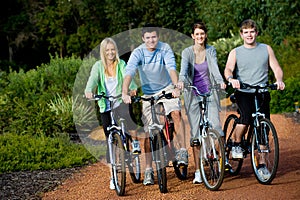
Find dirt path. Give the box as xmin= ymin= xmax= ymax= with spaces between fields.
xmin=43 ymin=114 xmax=300 ymax=200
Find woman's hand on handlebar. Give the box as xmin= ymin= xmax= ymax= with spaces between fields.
xmin=85 ymin=92 xmax=94 ymax=99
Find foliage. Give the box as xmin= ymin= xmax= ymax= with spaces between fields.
xmin=0 ymin=132 xmax=97 ymax=173
xmin=270 ymin=75 xmax=300 ymax=113
xmin=1 ymin=0 xmax=299 ymax=70
xmin=0 ymin=56 xmax=82 ymax=135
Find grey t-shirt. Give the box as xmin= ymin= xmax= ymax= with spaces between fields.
xmin=235 ymin=42 xmax=269 ymax=93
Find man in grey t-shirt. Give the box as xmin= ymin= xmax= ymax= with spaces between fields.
xmin=122 ymin=24 xmax=187 ymax=185
xmin=224 ymin=19 xmax=285 ymax=179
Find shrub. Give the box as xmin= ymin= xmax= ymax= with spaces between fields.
xmin=0 ymin=133 xmax=97 ymax=173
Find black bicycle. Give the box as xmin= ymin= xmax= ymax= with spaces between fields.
xmin=223 ymin=83 xmax=279 ymax=184
xmin=90 ymin=93 xmax=141 ymax=196
xmin=133 ymin=91 xmax=187 ymax=193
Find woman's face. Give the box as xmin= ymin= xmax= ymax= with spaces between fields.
xmin=192 ymin=28 xmax=207 ymax=46
xmin=105 ymin=43 xmax=116 ymax=62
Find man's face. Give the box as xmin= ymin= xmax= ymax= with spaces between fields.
xmin=142 ymin=31 xmax=159 ymax=52
xmin=240 ymin=28 xmax=258 ymax=45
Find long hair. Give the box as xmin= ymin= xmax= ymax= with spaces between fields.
xmin=99 ymin=38 xmax=120 ymax=76
xmin=192 ymin=21 xmax=208 ymax=47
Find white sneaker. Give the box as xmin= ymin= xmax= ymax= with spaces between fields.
xmin=110 ymin=178 xmax=115 ymax=190
xmin=132 ymin=140 xmax=141 ymax=154
xmin=193 ymin=171 xmax=202 ymax=184
xmin=258 ymin=166 xmax=271 ymax=180
xmin=231 ymin=146 xmax=243 ymax=159
xmin=143 ymin=169 xmax=154 ymax=185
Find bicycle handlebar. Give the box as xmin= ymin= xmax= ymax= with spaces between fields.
xmin=239 ymin=82 xmax=277 ymax=90
xmin=184 ymin=84 xmax=212 ymax=97
xmin=131 ymin=91 xmax=173 ymax=103
xmin=88 ymin=92 xmax=122 ymax=102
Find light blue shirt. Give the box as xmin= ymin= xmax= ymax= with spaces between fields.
xmin=125 ymin=41 xmax=176 ymax=95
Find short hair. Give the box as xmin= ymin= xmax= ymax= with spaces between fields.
xmin=142 ymin=23 xmax=160 ymax=37
xmin=240 ymin=19 xmax=258 ymax=33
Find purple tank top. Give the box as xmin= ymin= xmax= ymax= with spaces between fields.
xmin=192 ymin=61 xmax=211 ymax=95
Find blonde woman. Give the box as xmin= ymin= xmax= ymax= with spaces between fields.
xmin=85 ymin=38 xmax=139 ymax=189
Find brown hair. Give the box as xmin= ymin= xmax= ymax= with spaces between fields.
xmin=192 ymin=22 xmax=208 ymax=46
xmin=239 ymin=19 xmax=258 ymax=33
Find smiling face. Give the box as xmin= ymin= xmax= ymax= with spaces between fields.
xmin=142 ymin=31 xmax=159 ymax=52
xmin=105 ymin=42 xmax=116 ymax=62
xmin=192 ymin=28 xmax=207 ymax=46
xmin=240 ymin=28 xmax=258 ymax=46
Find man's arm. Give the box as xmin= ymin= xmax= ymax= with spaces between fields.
xmin=224 ymin=49 xmax=240 ymax=89
xmin=267 ymin=45 xmax=285 ymax=90
xmin=122 ymin=75 xmax=133 ymax=104
xmin=168 ymin=69 xmax=181 ymax=97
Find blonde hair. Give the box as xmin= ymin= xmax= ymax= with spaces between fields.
xmin=100 ymin=38 xmax=120 ymax=76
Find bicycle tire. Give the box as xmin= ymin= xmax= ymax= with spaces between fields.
xmin=223 ymin=114 xmax=243 ymax=175
xmin=126 ymin=136 xmax=141 ymax=183
xmin=251 ymin=118 xmax=279 ymax=184
xmin=111 ymin=131 xmax=126 ymax=196
xmin=154 ymin=130 xmax=168 ymax=193
xmin=199 ymin=128 xmax=225 ymax=191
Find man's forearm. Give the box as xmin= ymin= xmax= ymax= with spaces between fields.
xmin=122 ymin=75 xmax=132 ymax=95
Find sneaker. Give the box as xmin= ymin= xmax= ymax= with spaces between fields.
xmin=193 ymin=171 xmax=203 ymax=184
xmin=225 ymin=158 xmax=232 ymax=171
xmin=175 ymin=148 xmax=188 ymax=165
xmin=231 ymin=146 xmax=243 ymax=159
xmin=110 ymin=178 xmax=115 ymax=190
xmin=258 ymin=165 xmax=271 ymax=180
xmin=190 ymin=138 xmax=200 ymax=147
xmin=143 ymin=169 xmax=154 ymax=185
xmin=132 ymin=140 xmax=141 ymax=154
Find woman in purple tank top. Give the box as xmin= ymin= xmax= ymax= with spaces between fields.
xmin=178 ymin=21 xmax=226 ymax=184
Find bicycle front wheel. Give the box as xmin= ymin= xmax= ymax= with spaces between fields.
xmin=200 ymin=128 xmax=225 ymax=191
xmin=223 ymin=114 xmax=243 ymax=175
xmin=126 ymin=136 xmax=141 ymax=183
xmin=154 ymin=130 xmax=168 ymax=193
xmin=251 ymin=118 xmax=279 ymax=184
xmin=111 ymin=131 xmax=126 ymax=196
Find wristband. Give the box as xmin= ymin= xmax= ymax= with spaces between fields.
xmin=227 ymin=76 xmax=233 ymax=81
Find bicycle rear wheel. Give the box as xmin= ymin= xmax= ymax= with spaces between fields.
xmin=154 ymin=130 xmax=168 ymax=193
xmin=223 ymin=114 xmax=243 ymax=175
xmin=251 ymin=118 xmax=279 ymax=184
xmin=200 ymin=128 xmax=225 ymax=191
xmin=126 ymin=136 xmax=141 ymax=183
xmin=111 ymin=132 xmax=126 ymax=196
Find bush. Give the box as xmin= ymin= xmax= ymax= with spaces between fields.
xmin=0 ymin=133 xmax=97 ymax=173
xmin=270 ymin=75 xmax=300 ymax=113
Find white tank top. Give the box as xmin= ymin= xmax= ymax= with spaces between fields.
xmin=105 ymin=76 xmax=120 ymax=111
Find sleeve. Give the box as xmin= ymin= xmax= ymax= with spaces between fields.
xmin=125 ymin=49 xmax=140 ymax=78
xmin=85 ymin=62 xmax=100 ymax=93
xmin=163 ymin=43 xmax=177 ymax=71
xmin=179 ymin=48 xmax=190 ymax=83
xmin=208 ymin=47 xmax=224 ymax=84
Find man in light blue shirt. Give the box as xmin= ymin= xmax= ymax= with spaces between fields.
xmin=122 ymin=24 xmax=187 ymax=185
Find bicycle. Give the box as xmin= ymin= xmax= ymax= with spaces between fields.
xmin=223 ymin=82 xmax=279 ymax=184
xmin=89 ymin=92 xmax=141 ymax=196
xmin=132 ymin=91 xmax=188 ymax=193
